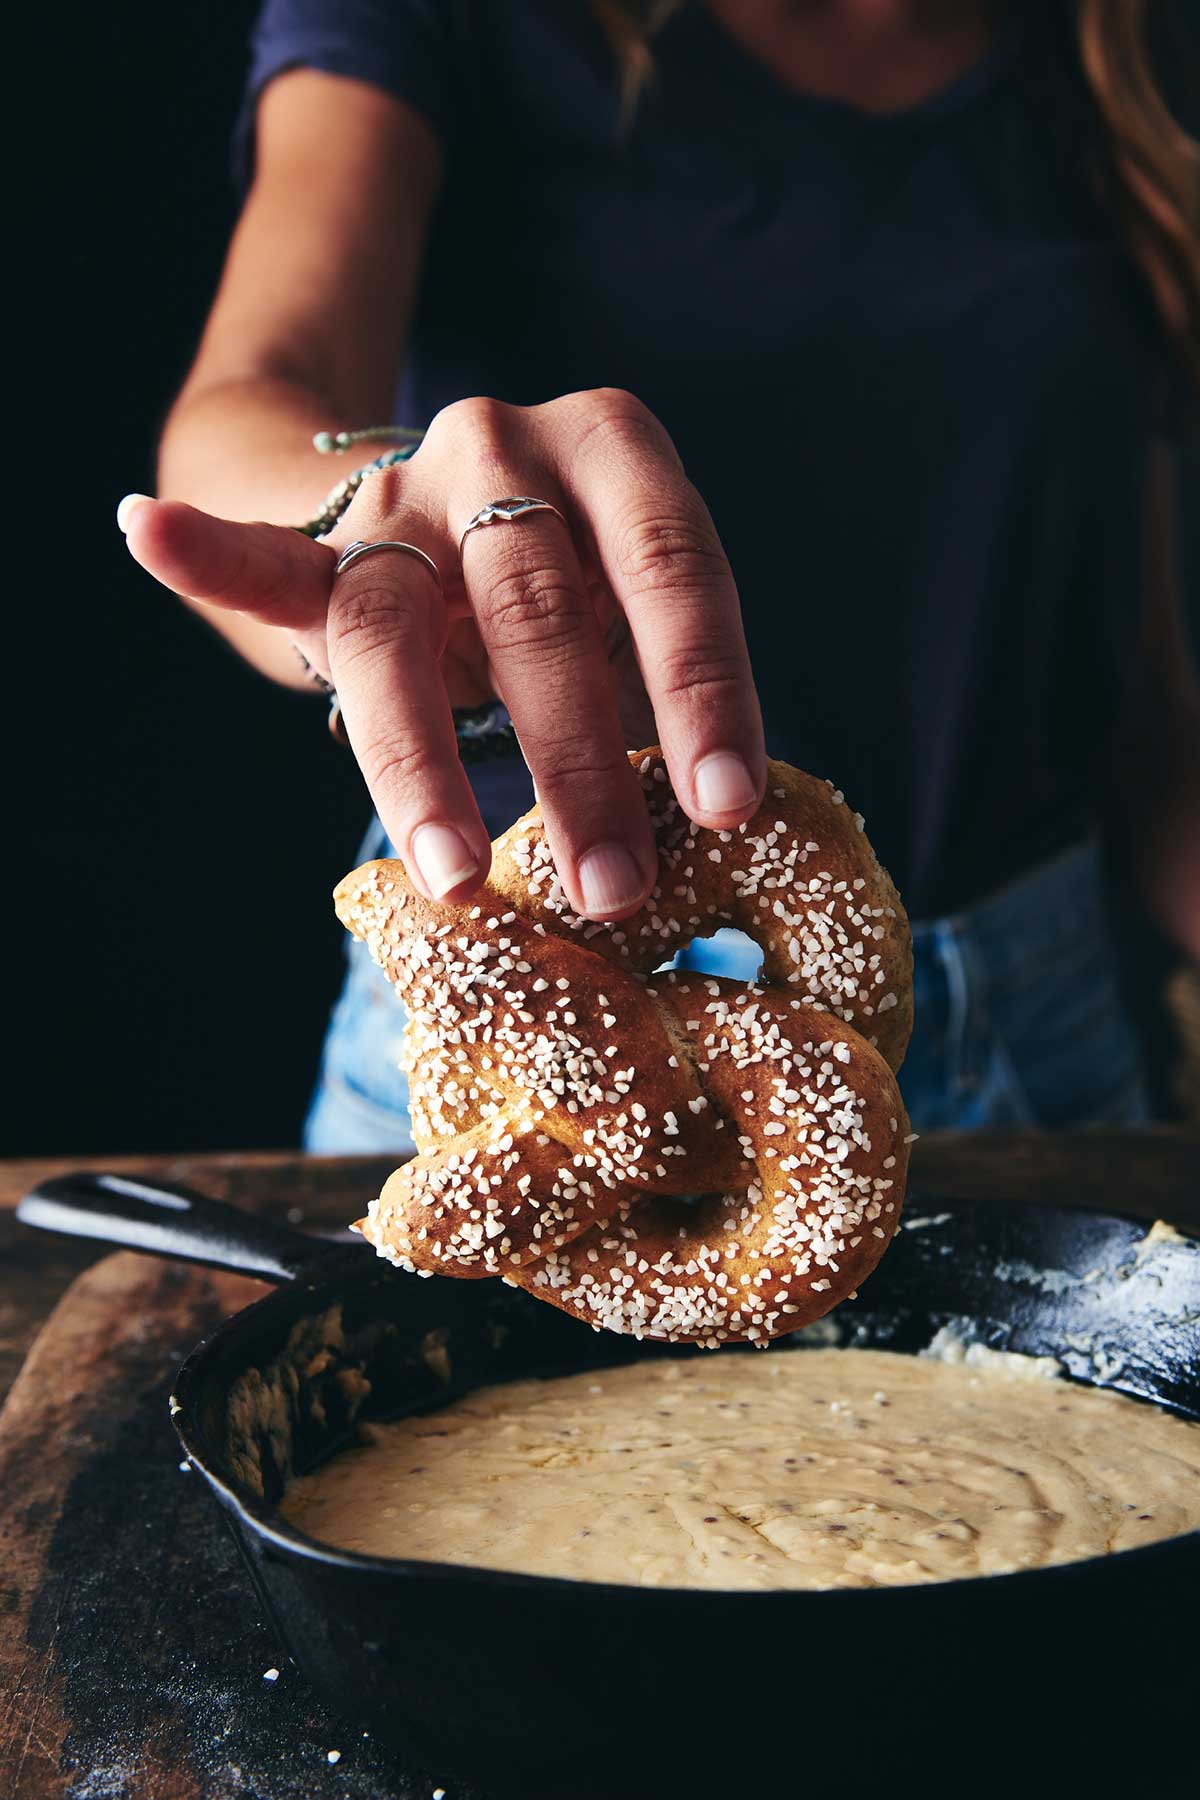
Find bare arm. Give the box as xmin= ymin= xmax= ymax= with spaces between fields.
xmin=154 ymin=69 xmax=443 ymax=686
xmin=1119 ymin=437 xmax=1200 ymax=959
xmin=123 ymin=68 xmax=767 ymax=920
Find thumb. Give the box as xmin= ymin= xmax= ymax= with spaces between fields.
xmin=119 ymin=496 xmax=336 ymax=632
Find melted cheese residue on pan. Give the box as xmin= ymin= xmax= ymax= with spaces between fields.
xmin=280 ymin=1346 xmax=1200 ymax=1589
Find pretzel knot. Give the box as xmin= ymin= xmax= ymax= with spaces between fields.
xmin=335 ymin=749 xmax=914 ymax=1347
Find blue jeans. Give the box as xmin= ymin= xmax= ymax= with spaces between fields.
xmin=304 ymin=829 xmax=1148 ymax=1152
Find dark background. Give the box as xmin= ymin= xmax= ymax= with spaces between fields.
xmin=19 ymin=3 xmax=369 ymax=1155
xmin=14 ymin=5 xmax=1197 ymax=1156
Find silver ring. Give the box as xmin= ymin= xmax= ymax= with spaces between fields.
xmin=458 ymin=497 xmax=568 ymax=556
xmin=334 ymin=539 xmax=442 ymax=584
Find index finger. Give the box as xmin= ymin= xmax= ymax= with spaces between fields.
xmin=561 ymin=394 xmax=766 ymax=828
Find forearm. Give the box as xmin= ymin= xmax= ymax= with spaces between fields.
xmin=157 ymin=374 xmax=387 ymax=686
xmin=138 ymin=70 xmax=442 ymax=686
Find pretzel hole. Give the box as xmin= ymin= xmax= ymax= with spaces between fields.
xmin=652 ymin=1190 xmax=748 ymax=1240
xmin=664 ymin=926 xmax=763 ymax=983
xmin=658 ymin=928 xmax=762 ymax=1212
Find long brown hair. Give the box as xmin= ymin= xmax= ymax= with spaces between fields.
xmin=593 ymin=1 xmax=1200 ymax=386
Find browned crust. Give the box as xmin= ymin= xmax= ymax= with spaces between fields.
xmin=486 ymin=750 xmax=912 ymax=1072
xmin=334 ymin=749 xmax=914 ymax=1344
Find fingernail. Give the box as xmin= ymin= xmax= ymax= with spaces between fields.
xmin=412 ymin=823 xmax=478 ymax=899
xmin=117 ymin=493 xmax=153 ymax=534
xmin=578 ymin=841 xmax=644 ymax=916
xmin=693 ymin=750 xmax=758 ymax=816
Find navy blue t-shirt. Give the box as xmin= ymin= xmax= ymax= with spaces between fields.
xmin=236 ymin=0 xmax=1173 ymax=919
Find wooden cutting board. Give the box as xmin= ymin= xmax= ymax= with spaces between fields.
xmin=0 ymin=1250 xmax=483 ymax=1800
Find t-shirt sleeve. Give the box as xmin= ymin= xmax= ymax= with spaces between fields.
xmin=233 ymin=0 xmax=461 ymax=189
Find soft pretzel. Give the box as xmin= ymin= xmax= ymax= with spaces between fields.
xmin=334 ymin=749 xmax=914 ymax=1347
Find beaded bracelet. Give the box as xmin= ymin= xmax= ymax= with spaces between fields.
xmin=452 ymin=699 xmax=519 ymax=763
xmin=299 ymin=425 xmax=520 ymax=763
xmin=294 ymin=424 xmax=425 ymax=540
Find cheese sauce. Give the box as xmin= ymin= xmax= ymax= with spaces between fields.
xmin=281 ymin=1347 xmax=1200 ymax=1588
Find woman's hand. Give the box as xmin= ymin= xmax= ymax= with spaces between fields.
xmin=122 ymin=388 xmax=766 ymax=920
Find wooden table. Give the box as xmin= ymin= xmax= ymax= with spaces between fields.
xmin=2 ymin=1133 xmax=1197 ymax=1800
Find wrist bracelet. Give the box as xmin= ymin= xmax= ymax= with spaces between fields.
xmin=294 ymin=424 xmax=426 ymax=541
xmin=300 ymin=693 xmax=519 ymax=762
xmin=452 ymin=701 xmax=519 ymax=763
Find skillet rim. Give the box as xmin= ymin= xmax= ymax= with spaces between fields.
xmin=170 ymin=1196 xmax=1200 ymax=1602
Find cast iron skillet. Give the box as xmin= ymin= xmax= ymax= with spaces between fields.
xmin=19 ymin=1173 xmax=1200 ymax=1800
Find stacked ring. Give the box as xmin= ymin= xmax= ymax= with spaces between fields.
xmin=458 ymin=496 xmax=568 ymax=556
xmin=295 ymin=540 xmax=445 ymax=743
xmin=334 ymin=539 xmax=442 ymax=583
xmin=303 ymin=517 xmax=566 ymax=754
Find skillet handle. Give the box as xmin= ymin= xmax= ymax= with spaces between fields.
xmin=17 ymin=1171 xmax=340 ymax=1284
